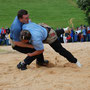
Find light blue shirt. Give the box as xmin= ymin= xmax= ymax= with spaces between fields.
xmin=10 ymin=16 xmax=31 ymax=41
xmin=22 ymin=22 xmax=48 ymax=50
xmin=10 ymin=16 xmax=23 ymax=41
xmin=82 ymin=29 xmax=86 ymax=35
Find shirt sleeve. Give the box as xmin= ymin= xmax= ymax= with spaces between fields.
xmin=10 ymin=26 xmax=21 ymax=42
xmin=32 ymin=40 xmax=44 ymax=50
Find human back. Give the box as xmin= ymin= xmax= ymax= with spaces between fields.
xmin=22 ymin=22 xmax=48 ymax=41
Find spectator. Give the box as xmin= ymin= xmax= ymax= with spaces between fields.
xmin=1 ymin=27 xmax=6 ymax=42
xmin=82 ymin=27 xmax=87 ymax=41
xmin=5 ymin=28 xmax=10 ymax=34
xmin=87 ymin=26 xmax=90 ymax=41
xmin=5 ymin=33 xmax=10 ymax=45
xmin=76 ymin=27 xmax=82 ymax=42
xmin=0 ymin=34 xmax=2 ymax=45
xmin=81 ymin=34 xmax=84 ymax=42
xmin=79 ymin=24 xmax=83 ymax=30
xmin=59 ymin=34 xmax=64 ymax=43
xmin=1 ymin=27 xmax=6 ymax=35
xmin=55 ymin=28 xmax=64 ymax=43
xmin=65 ymin=32 xmax=69 ymax=37
xmin=63 ymin=34 xmax=67 ymax=43
xmin=74 ymin=32 xmax=78 ymax=42
xmin=0 ymin=33 xmax=5 ymax=45
xmin=70 ymin=28 xmax=74 ymax=42
xmin=0 ymin=28 xmax=1 ymax=34
xmin=66 ymin=35 xmax=72 ymax=43
xmin=75 ymin=27 xmax=81 ymax=34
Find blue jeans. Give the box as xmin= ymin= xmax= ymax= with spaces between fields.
xmin=81 ymin=38 xmax=84 ymax=42
xmin=0 ymin=39 xmax=2 ymax=45
xmin=87 ymin=34 xmax=90 ymax=41
xmin=71 ymin=37 xmax=74 ymax=42
xmin=0 ymin=39 xmax=5 ymax=45
xmin=83 ymin=35 xmax=87 ymax=41
xmin=6 ymin=39 xmax=9 ymax=45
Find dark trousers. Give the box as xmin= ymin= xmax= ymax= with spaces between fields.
xmin=55 ymin=29 xmax=64 ymax=37
xmin=13 ymin=46 xmax=44 ymax=65
xmin=12 ymin=29 xmax=77 ymax=65
xmin=50 ymin=39 xmax=77 ymax=63
xmin=83 ymin=35 xmax=87 ymax=41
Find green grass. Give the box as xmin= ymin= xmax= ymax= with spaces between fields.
xmin=0 ymin=0 xmax=88 ymax=29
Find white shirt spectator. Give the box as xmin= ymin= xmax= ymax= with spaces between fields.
xmin=76 ymin=29 xmax=81 ymax=34
xmin=5 ymin=34 xmax=9 ymax=39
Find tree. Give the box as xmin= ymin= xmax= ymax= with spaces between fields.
xmin=77 ymin=0 xmax=90 ymax=25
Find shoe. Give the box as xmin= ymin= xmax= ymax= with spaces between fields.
xmin=36 ymin=60 xmax=49 ymax=66
xmin=17 ymin=62 xmax=27 ymax=70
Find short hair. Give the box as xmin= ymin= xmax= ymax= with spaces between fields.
xmin=20 ymin=30 xmax=31 ymax=40
xmin=17 ymin=9 xmax=28 ymax=19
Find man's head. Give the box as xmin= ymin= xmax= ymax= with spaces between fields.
xmin=20 ymin=30 xmax=31 ymax=43
xmin=17 ymin=9 xmax=29 ymax=24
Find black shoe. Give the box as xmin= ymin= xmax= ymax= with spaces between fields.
xmin=36 ymin=60 xmax=49 ymax=66
xmin=17 ymin=62 xmax=27 ymax=70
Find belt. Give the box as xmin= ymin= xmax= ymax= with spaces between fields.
xmin=45 ymin=27 xmax=51 ymax=33
xmin=43 ymin=27 xmax=51 ymax=43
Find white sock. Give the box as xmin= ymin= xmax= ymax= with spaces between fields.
xmin=76 ymin=61 xmax=82 ymax=67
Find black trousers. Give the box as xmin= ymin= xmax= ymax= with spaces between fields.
xmin=12 ymin=29 xmax=77 ymax=65
xmin=13 ymin=46 xmax=44 ymax=65
xmin=50 ymin=39 xmax=77 ymax=63
xmin=55 ymin=29 xmax=64 ymax=37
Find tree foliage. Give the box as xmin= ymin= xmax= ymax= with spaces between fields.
xmin=77 ymin=0 xmax=90 ymax=24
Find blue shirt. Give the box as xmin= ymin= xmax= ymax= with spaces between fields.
xmin=74 ymin=34 xmax=78 ymax=42
xmin=82 ymin=29 xmax=86 ymax=35
xmin=10 ymin=16 xmax=23 ymax=41
xmin=70 ymin=30 xmax=74 ymax=37
xmin=22 ymin=22 xmax=48 ymax=50
xmin=0 ymin=29 xmax=1 ymax=34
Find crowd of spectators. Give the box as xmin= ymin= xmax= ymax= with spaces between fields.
xmin=57 ymin=25 xmax=90 ymax=43
xmin=0 ymin=27 xmax=10 ymax=45
xmin=0 ymin=25 xmax=90 ymax=46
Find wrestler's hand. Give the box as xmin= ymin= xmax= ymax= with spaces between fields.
xmin=27 ymin=50 xmax=44 ymax=57
xmin=27 ymin=53 xmax=32 ymax=57
xmin=27 ymin=45 xmax=34 ymax=49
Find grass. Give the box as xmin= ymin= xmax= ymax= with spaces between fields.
xmin=0 ymin=0 xmax=88 ymax=29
